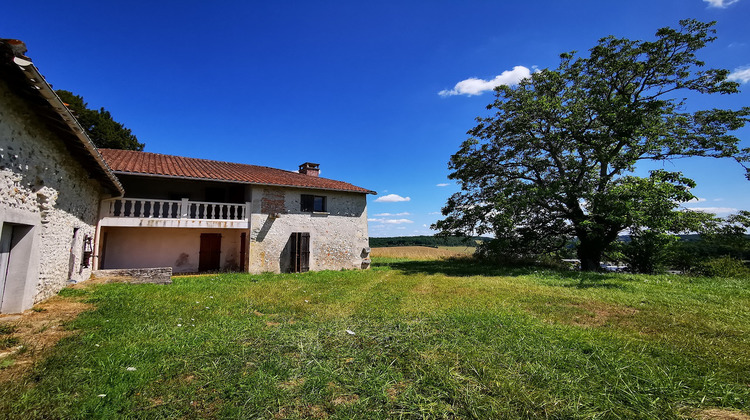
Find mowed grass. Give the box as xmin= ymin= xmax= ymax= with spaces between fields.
xmin=0 ymin=258 xmax=748 ymax=419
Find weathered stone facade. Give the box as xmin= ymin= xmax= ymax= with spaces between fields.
xmin=0 ymin=79 xmax=105 ymax=312
xmin=248 ymin=187 xmax=370 ymax=273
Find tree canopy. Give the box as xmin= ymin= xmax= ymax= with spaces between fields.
xmin=56 ymin=90 xmax=145 ymax=151
xmin=433 ymin=19 xmax=749 ymax=271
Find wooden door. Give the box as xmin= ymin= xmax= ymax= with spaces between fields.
xmin=199 ymin=233 xmax=222 ymax=272
xmin=290 ymin=232 xmax=310 ymax=273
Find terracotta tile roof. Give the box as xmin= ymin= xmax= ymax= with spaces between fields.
xmin=99 ymin=149 xmax=376 ymax=195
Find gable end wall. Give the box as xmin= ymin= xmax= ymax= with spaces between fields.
xmin=0 ymin=79 xmax=104 ymax=312
xmin=248 ymin=187 xmax=369 ymax=273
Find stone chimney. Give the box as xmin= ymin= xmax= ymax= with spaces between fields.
xmin=299 ymin=162 xmax=320 ymax=177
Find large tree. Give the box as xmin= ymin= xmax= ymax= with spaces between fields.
xmin=434 ymin=20 xmax=749 ymax=271
xmin=56 ymin=90 xmax=145 ymax=151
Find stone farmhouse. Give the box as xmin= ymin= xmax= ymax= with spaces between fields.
xmin=96 ymin=149 xmax=375 ymax=274
xmin=1 ymin=39 xmax=375 ymax=314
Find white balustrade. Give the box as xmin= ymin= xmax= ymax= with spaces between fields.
xmin=102 ymin=198 xmax=247 ymax=221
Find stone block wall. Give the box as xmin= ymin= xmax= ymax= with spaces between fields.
xmin=247 ymin=187 xmax=370 ymax=273
xmin=0 ymin=80 xmax=105 ymax=312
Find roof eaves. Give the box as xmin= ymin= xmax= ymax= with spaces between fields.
xmin=0 ymin=39 xmax=125 ymax=196
xmin=111 ymin=170 xmax=377 ymax=195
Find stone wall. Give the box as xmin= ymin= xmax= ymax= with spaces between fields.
xmin=247 ymin=187 xmax=370 ymax=273
xmin=0 ymin=79 xmax=105 ymax=312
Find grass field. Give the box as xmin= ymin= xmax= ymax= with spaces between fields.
xmin=370 ymin=246 xmax=475 ymax=259
xmin=0 ymin=257 xmax=748 ymax=419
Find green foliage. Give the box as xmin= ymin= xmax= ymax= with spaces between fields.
xmin=0 ymin=324 xmax=17 ymax=335
xmin=0 ymin=336 xmax=19 ymax=350
xmin=695 ymin=256 xmax=750 ymax=278
xmin=611 ymin=232 xmax=680 ymax=274
xmin=434 ymin=19 xmax=749 ymax=271
xmin=56 ymin=90 xmax=145 ymax=151
xmin=667 ymin=212 xmax=750 ymax=272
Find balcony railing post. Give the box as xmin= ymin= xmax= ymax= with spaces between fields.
xmin=181 ymin=198 xmax=189 ymax=219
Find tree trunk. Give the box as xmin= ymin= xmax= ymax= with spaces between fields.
xmin=577 ymin=240 xmax=603 ymax=272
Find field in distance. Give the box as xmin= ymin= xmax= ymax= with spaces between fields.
xmin=370 ymin=245 xmax=475 ymax=259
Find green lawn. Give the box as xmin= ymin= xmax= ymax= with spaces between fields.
xmin=1 ymin=258 xmax=748 ymax=419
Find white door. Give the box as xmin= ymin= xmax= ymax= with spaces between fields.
xmin=0 ymin=224 xmax=14 ymax=309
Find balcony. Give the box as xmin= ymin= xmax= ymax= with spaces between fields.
xmin=98 ymin=197 xmax=251 ymax=229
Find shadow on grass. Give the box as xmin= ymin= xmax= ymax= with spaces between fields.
xmin=374 ymin=258 xmax=537 ymax=278
xmin=374 ymin=258 xmax=628 ymax=289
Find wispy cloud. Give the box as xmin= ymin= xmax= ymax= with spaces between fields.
xmin=439 ymin=66 xmax=533 ymax=97
xmin=375 ymin=194 xmax=411 ymax=203
xmin=373 ymin=212 xmax=411 ymax=217
xmin=436 ymin=183 xmax=451 ymax=187
xmin=685 ymin=206 xmax=739 ymax=216
xmin=368 ymin=218 xmax=414 ymax=224
xmin=728 ymin=66 xmax=750 ymax=83
xmin=703 ymin=0 xmax=740 ymax=7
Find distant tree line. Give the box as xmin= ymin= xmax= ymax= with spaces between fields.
xmin=556 ymin=212 xmax=750 ymax=276
xmin=369 ymin=236 xmax=488 ymax=248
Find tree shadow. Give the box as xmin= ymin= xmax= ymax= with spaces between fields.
xmin=373 ymin=258 xmax=628 ymax=290
xmin=373 ymin=258 xmax=537 ymax=278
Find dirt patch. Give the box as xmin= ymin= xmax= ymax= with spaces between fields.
xmin=385 ymin=381 xmax=408 ymax=401
xmin=275 ymin=401 xmax=328 ymax=419
xmin=0 ymin=290 xmax=94 ymax=382
xmin=278 ymin=377 xmax=305 ymax=390
xmin=692 ymin=408 xmax=750 ymax=420
xmin=536 ymin=301 xmax=639 ymax=328
xmin=569 ymin=302 xmax=639 ymax=327
xmin=331 ymin=394 xmax=359 ymax=405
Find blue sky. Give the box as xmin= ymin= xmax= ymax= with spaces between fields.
xmin=4 ymin=0 xmax=749 ymax=237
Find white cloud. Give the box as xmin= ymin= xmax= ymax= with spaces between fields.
xmin=685 ymin=206 xmax=739 ymax=215
xmin=429 ymin=211 xmax=441 ymax=215
xmin=728 ymin=66 xmax=750 ymax=83
xmin=436 ymin=183 xmax=450 ymax=187
xmin=703 ymin=0 xmax=740 ymax=7
xmin=688 ymin=197 xmax=707 ymax=203
xmin=375 ymin=194 xmax=411 ymax=203
xmin=368 ymin=218 xmax=414 ymax=224
xmin=439 ymin=66 xmax=533 ymax=97
xmin=373 ymin=212 xmax=410 ymax=216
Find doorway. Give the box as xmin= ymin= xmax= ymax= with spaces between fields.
xmin=0 ymin=222 xmax=34 ymax=313
xmin=199 ymin=233 xmax=222 ymax=272
xmin=290 ymin=232 xmax=310 ymax=273
xmin=0 ymin=224 xmax=14 ymax=309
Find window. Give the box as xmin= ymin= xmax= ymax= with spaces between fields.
xmin=301 ymin=194 xmax=326 ymax=213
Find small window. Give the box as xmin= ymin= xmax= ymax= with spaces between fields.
xmin=301 ymin=194 xmax=326 ymax=212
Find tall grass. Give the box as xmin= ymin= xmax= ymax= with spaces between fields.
xmin=0 ymin=259 xmax=747 ymax=418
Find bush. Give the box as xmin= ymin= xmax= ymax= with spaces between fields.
xmin=695 ymin=256 xmax=750 ymax=278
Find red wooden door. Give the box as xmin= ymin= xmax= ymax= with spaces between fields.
xmin=199 ymin=233 xmax=222 ymax=271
